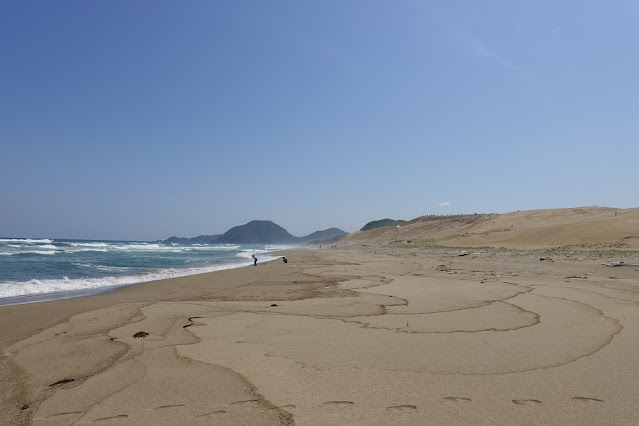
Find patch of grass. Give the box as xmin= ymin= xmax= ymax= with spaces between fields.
xmin=382 ymin=242 xmax=639 ymax=260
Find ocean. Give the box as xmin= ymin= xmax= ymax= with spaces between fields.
xmin=0 ymin=238 xmax=295 ymax=305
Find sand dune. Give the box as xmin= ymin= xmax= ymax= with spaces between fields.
xmin=2 ymin=207 xmax=639 ymax=425
xmin=340 ymin=207 xmax=639 ymax=249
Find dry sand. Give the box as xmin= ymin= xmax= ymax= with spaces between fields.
xmin=340 ymin=206 xmax=639 ymax=249
xmin=2 ymin=210 xmax=639 ymax=425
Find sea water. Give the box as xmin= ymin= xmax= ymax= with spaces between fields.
xmin=0 ymin=238 xmax=294 ymax=305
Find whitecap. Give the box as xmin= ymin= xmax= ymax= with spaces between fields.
xmin=0 ymin=238 xmax=53 ymax=244
xmin=0 ymin=243 xmax=287 ymax=301
xmin=235 ymin=250 xmax=258 ymax=259
xmin=0 ymin=260 xmax=261 ymax=300
xmin=62 ymin=248 xmax=109 ymax=253
xmin=113 ymin=243 xmax=163 ymax=250
xmin=1 ymin=250 xmax=57 ymax=256
xmin=69 ymin=242 xmax=109 ymax=248
xmin=73 ymin=263 xmax=130 ymax=272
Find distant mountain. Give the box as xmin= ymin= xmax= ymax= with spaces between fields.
xmin=361 ymin=219 xmax=406 ymax=231
xmin=164 ymin=236 xmax=194 ymax=244
xmin=216 ymin=220 xmax=299 ymax=244
xmin=299 ymin=228 xmax=348 ymax=243
xmin=161 ymin=221 xmax=349 ymax=245
xmin=164 ymin=235 xmax=221 ymax=244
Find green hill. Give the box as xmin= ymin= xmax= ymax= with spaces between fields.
xmin=360 ymin=218 xmax=406 ymax=231
xmin=299 ymin=228 xmax=348 ymax=243
xmin=162 ymin=222 xmax=348 ymax=245
xmin=164 ymin=235 xmax=221 ymax=244
xmin=216 ymin=220 xmax=299 ymax=244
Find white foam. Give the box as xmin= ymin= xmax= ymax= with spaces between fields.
xmin=112 ymin=244 xmax=189 ymax=252
xmin=0 ymin=238 xmax=53 ymax=244
xmin=69 ymin=242 xmax=109 ymax=248
xmin=205 ymin=245 xmax=241 ymax=251
xmin=73 ymin=263 xmax=131 ymax=272
xmin=0 ymin=242 xmax=295 ymax=301
xmin=106 ymin=243 xmax=240 ymax=253
xmin=0 ymin=261 xmax=252 ymax=299
xmin=235 ymin=245 xmax=296 ymax=259
xmin=62 ymin=248 xmax=109 ymax=253
xmin=236 ymin=250 xmax=258 ymax=259
xmin=0 ymin=250 xmax=57 ymax=256
xmin=113 ymin=243 xmax=160 ymax=250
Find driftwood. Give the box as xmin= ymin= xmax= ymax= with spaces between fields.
xmin=601 ymin=262 xmax=639 ymax=267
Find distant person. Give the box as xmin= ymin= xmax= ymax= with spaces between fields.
xmin=253 ymin=255 xmax=257 ymax=266
xmin=282 ymin=256 xmax=288 ymax=263
xmin=615 ymin=211 xmax=618 ymax=216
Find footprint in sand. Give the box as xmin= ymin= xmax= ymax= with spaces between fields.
xmin=323 ymin=401 xmax=354 ymax=407
xmin=195 ymin=410 xmax=226 ymax=418
xmin=154 ymin=404 xmax=186 ymax=410
xmin=572 ymin=397 xmax=604 ymax=403
xmin=512 ymin=399 xmax=542 ymax=405
xmin=49 ymin=378 xmax=74 ymax=387
xmin=93 ymin=414 xmax=128 ymax=422
xmin=442 ymin=397 xmax=471 ymax=403
xmin=231 ymin=399 xmax=260 ymax=405
xmin=386 ymin=405 xmax=417 ymax=411
xmin=50 ymin=411 xmax=82 ymax=417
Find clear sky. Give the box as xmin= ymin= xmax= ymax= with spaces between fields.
xmin=2 ymin=1 xmax=638 ymax=240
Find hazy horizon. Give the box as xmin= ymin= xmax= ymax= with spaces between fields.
xmin=3 ymin=1 xmax=638 ymax=240
xmin=1 ymin=206 xmax=633 ymax=242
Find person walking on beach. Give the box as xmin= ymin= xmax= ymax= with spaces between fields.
xmin=253 ymin=255 xmax=257 ymax=266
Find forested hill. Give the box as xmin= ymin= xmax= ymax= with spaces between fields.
xmin=360 ymin=219 xmax=406 ymax=231
xmin=216 ymin=220 xmax=299 ymax=244
xmin=162 ymin=221 xmax=348 ymax=245
xmin=299 ymin=228 xmax=348 ymax=243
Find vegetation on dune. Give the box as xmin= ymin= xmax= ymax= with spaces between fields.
xmin=361 ymin=219 xmax=406 ymax=231
xmin=383 ymin=242 xmax=639 ymax=260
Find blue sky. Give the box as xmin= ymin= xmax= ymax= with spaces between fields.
xmin=2 ymin=1 xmax=638 ymax=240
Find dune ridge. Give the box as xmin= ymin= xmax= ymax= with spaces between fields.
xmin=340 ymin=207 xmax=639 ymax=249
xmin=1 ymin=206 xmax=638 ymax=425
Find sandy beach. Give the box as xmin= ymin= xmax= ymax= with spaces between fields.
xmin=2 ymin=235 xmax=639 ymax=425
xmin=4 ymin=0 xmax=639 ymax=422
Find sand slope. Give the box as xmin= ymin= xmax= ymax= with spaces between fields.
xmin=340 ymin=207 xmax=639 ymax=249
xmin=2 ymin=207 xmax=639 ymax=425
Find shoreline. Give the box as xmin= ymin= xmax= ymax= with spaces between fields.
xmin=0 ymin=249 xmax=291 ymax=307
xmin=0 ymin=248 xmax=307 ymax=425
xmin=2 ymin=246 xmax=638 ymax=425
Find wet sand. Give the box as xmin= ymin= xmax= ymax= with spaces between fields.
xmin=2 ymin=246 xmax=639 ymax=425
